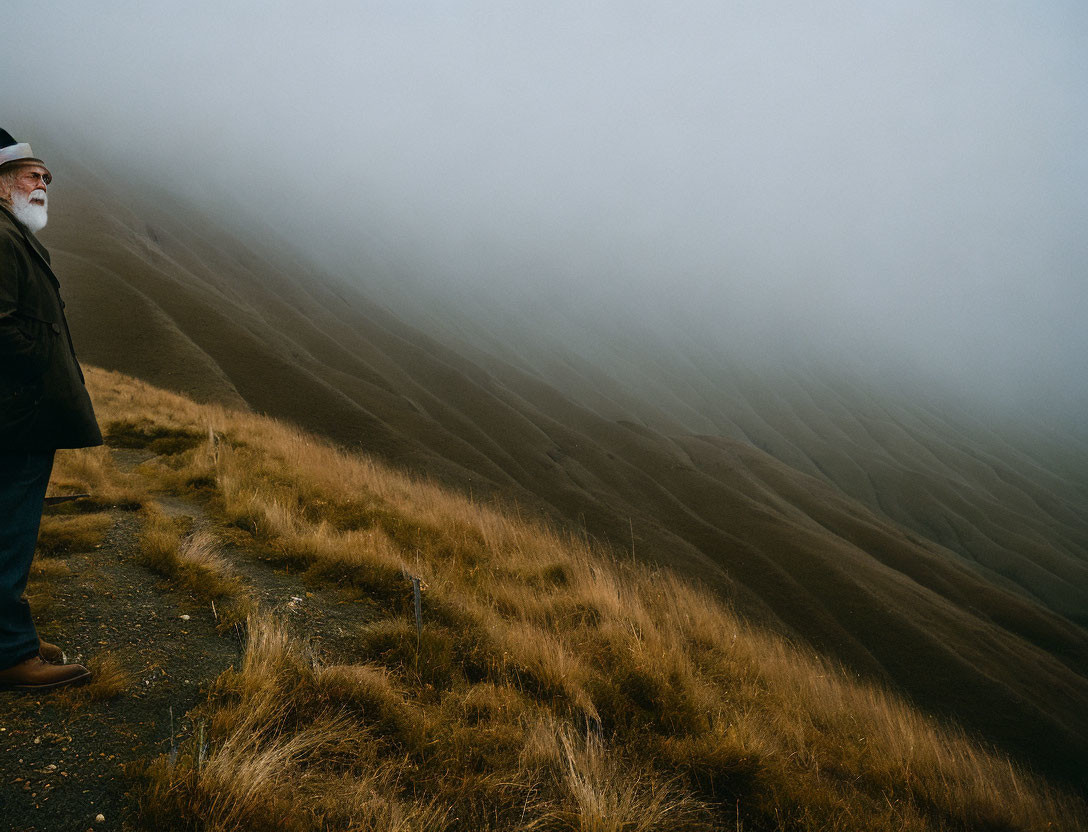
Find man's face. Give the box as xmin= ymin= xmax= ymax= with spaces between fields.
xmin=3 ymin=162 xmax=51 ymax=232
xmin=6 ymin=163 xmax=51 ymax=205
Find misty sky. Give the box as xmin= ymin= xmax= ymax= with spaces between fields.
xmin=4 ymin=1 xmax=1087 ymax=419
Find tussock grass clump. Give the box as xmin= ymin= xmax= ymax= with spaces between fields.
xmin=61 ymin=652 xmax=133 ymax=703
xmin=137 ymin=505 xmax=251 ymax=626
xmin=137 ymin=614 xmax=447 ymax=832
xmin=29 ymin=556 xmax=72 ymax=579
xmin=105 ymin=417 xmax=205 ymax=454
xmin=82 ymin=367 xmax=1088 ymax=832
xmin=36 ymin=513 xmax=113 ymax=555
xmin=23 ymin=588 xmax=59 ymax=623
xmin=49 ymin=445 xmax=149 ymax=510
xmin=534 ymin=728 xmax=707 ymax=832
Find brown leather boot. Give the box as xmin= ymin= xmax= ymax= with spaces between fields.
xmin=0 ymin=656 xmax=91 ymax=691
xmin=38 ymin=640 xmax=64 ymax=663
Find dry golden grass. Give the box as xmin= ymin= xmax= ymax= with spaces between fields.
xmin=80 ymin=367 xmax=1087 ymax=832
xmin=49 ymin=444 xmax=149 ymax=511
xmin=137 ymin=615 xmax=449 ymax=832
xmin=529 ymin=727 xmax=706 ymax=832
xmin=137 ymin=504 xmax=251 ymax=626
xmin=60 ymin=652 xmax=134 ymax=703
xmin=29 ymin=556 xmax=72 ymax=579
xmin=35 ymin=512 xmax=113 ymax=556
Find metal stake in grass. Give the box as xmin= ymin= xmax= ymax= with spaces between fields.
xmin=168 ymin=705 xmax=177 ymax=766
xmin=403 ymin=559 xmax=424 ymax=673
xmin=411 ymin=575 xmax=423 ymax=649
xmin=197 ymin=720 xmax=207 ymax=771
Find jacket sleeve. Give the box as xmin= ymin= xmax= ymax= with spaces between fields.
xmin=0 ymin=233 xmax=49 ymax=382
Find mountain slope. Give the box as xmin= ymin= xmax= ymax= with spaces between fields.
xmin=21 ymin=366 xmax=1085 ymax=832
xmin=38 ymin=148 xmax=1088 ymax=787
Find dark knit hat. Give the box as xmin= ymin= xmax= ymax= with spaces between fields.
xmin=0 ymin=128 xmax=44 ymax=169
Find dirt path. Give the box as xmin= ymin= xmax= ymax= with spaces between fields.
xmin=0 ymin=447 xmax=378 ymax=832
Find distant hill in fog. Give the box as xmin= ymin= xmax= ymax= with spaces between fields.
xmin=40 ymin=152 xmax=1088 ymax=789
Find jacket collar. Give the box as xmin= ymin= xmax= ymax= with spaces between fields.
xmin=0 ymin=202 xmax=58 ymax=287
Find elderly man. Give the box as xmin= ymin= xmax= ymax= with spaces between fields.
xmin=0 ymin=128 xmax=101 ymax=690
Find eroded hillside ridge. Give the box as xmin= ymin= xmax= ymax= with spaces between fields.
xmin=37 ymin=151 xmax=1088 ymax=787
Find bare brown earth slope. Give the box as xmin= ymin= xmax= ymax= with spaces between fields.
xmin=35 ymin=149 xmax=1088 ymax=789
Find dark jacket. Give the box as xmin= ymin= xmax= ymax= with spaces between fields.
xmin=0 ymin=203 xmax=102 ymax=451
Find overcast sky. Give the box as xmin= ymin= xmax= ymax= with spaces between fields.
xmin=4 ymin=1 xmax=1087 ymax=421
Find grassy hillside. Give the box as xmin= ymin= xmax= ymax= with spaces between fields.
xmin=41 ymin=368 xmax=1085 ymax=831
xmin=38 ymin=152 xmax=1088 ymax=790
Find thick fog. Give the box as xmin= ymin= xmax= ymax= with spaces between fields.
xmin=4 ymin=2 xmax=1087 ymax=425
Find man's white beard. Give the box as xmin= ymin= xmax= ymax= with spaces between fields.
xmin=9 ymin=188 xmax=48 ymax=232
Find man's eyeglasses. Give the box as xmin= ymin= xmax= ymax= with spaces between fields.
xmin=22 ymin=169 xmax=52 ymax=186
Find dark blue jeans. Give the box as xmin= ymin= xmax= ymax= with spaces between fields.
xmin=0 ymin=451 xmax=54 ymax=670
